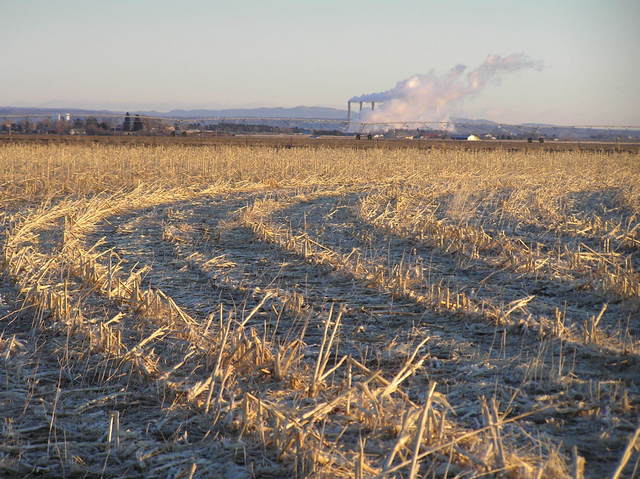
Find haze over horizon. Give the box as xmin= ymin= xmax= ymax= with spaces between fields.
xmin=2 ymin=0 xmax=639 ymax=126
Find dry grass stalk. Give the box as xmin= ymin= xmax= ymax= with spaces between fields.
xmin=242 ymin=194 xmax=635 ymax=359
xmin=610 ymin=426 xmax=640 ymax=479
xmin=4 ymin=142 xmax=636 ymax=477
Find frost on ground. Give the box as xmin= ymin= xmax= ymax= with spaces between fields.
xmin=0 ymin=143 xmax=639 ymax=478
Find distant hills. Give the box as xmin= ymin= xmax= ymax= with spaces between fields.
xmin=0 ymin=106 xmax=122 ymax=117
xmin=0 ymin=106 xmax=348 ymax=120
xmin=138 ymin=106 xmax=348 ymax=120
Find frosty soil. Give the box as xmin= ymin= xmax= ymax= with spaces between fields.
xmin=1 ymin=143 xmax=639 ymax=478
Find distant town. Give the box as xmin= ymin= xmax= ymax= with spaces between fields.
xmin=1 ymin=107 xmax=639 ymax=142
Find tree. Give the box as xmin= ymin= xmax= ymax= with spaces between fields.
xmin=123 ymin=112 xmax=132 ymax=132
xmin=20 ymin=119 xmax=32 ymax=133
xmin=85 ymin=117 xmax=101 ymax=135
xmin=36 ymin=118 xmax=50 ymax=133
xmin=133 ymin=115 xmax=144 ymax=132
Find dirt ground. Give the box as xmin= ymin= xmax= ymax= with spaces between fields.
xmin=1 ymin=143 xmax=638 ymax=478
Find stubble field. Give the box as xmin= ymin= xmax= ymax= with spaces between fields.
xmin=0 ymin=142 xmax=639 ymax=478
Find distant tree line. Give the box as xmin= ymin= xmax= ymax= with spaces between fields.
xmin=1 ymin=117 xmax=114 ymax=135
xmin=1 ymin=113 xmax=162 ymax=135
xmin=203 ymin=122 xmax=307 ymax=134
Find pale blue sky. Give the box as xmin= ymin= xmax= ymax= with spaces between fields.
xmin=1 ymin=0 xmax=638 ymax=125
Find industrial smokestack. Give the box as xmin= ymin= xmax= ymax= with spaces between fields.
xmin=349 ymin=53 xmax=541 ymax=127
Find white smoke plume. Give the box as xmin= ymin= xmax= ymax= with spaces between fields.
xmin=350 ymin=54 xmax=541 ymax=128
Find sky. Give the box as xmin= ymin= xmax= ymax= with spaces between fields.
xmin=1 ymin=0 xmax=639 ymax=126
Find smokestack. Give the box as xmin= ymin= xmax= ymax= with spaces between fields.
xmin=348 ymin=54 xmax=541 ymax=127
xmin=347 ymin=101 xmax=351 ymax=122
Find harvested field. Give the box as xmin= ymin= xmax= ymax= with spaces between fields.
xmin=1 ymin=143 xmax=639 ymax=478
